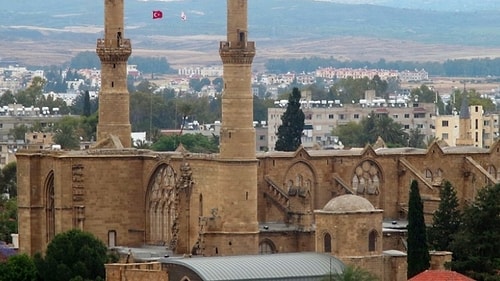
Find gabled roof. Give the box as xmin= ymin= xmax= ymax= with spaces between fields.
xmin=409 ymin=270 xmax=475 ymax=281
xmin=161 ymin=252 xmax=344 ymax=281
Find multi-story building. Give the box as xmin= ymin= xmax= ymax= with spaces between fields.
xmin=268 ymin=99 xmax=437 ymax=151
xmin=0 ymin=104 xmax=62 ymax=137
xmin=434 ymin=104 xmax=500 ymax=148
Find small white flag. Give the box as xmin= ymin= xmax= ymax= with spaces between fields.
xmin=181 ymin=11 xmax=187 ymax=21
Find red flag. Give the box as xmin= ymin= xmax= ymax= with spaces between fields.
xmin=152 ymin=10 xmax=163 ymax=19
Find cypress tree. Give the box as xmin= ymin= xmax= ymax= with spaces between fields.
xmin=83 ymin=90 xmax=91 ymax=117
xmin=275 ymin=87 xmax=305 ymax=151
xmin=407 ymin=179 xmax=430 ymax=279
xmin=428 ymin=180 xmax=461 ymax=251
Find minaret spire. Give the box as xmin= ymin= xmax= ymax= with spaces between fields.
xmin=219 ymin=0 xmax=256 ymax=159
xmin=96 ymin=0 xmax=132 ymax=147
xmin=202 ymin=0 xmax=258 ymax=256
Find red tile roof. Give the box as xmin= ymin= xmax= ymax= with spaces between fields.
xmin=409 ymin=270 xmax=476 ymax=281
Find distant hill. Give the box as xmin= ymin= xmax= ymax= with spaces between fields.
xmin=2 ymin=0 xmax=500 ymax=66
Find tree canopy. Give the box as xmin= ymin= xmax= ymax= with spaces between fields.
xmin=151 ymin=133 xmax=219 ymax=153
xmin=0 ymin=162 xmax=17 ymax=198
xmin=34 ymin=229 xmax=113 ymax=281
xmin=0 ymin=253 xmax=38 ymax=281
xmin=0 ymin=197 xmax=17 ymax=243
xmin=450 ymin=184 xmax=500 ymax=281
xmin=332 ymin=113 xmax=407 ymax=148
xmin=275 ymin=87 xmax=305 ymax=151
xmin=428 ymin=180 xmax=461 ymax=252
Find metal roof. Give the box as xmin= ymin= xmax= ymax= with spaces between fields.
xmin=161 ymin=252 xmax=345 ymax=281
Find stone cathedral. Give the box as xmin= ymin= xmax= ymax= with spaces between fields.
xmin=16 ymin=0 xmax=500 ymax=280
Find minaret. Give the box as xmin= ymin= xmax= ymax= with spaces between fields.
xmin=96 ymin=0 xmax=132 ymax=148
xmin=219 ymin=0 xmax=256 ymax=159
xmin=209 ymin=0 xmax=258 ymax=255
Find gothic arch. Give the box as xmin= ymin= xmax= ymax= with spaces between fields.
xmin=44 ymin=171 xmax=55 ymax=243
xmin=425 ymin=169 xmax=433 ymax=181
xmin=283 ymin=160 xmax=317 ymax=197
xmin=259 ymin=238 xmax=276 ymax=254
xmin=319 ymin=230 xmax=337 ymax=254
xmin=284 ymin=159 xmax=319 ymax=183
xmin=146 ymin=163 xmax=178 ymax=246
xmin=351 ymin=160 xmax=383 ymax=195
xmin=488 ymin=165 xmax=498 ymax=179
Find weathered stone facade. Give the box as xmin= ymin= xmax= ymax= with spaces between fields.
xmin=16 ymin=1 xmax=500 ymax=281
xmin=17 ymin=142 xmax=500 ymax=256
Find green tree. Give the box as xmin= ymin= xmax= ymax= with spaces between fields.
xmin=0 ymin=90 xmax=16 ymax=105
xmin=275 ymin=87 xmax=305 ymax=151
xmin=79 ymin=114 xmax=98 ymax=142
xmin=450 ymin=184 xmax=500 ymax=281
xmin=332 ymin=122 xmax=365 ymax=147
xmin=0 ymin=162 xmax=17 ymax=197
xmin=371 ymin=114 xmax=407 ymax=147
xmin=9 ymin=124 xmax=29 ymax=141
xmin=0 ymin=254 xmax=38 ymax=281
xmin=333 ymin=114 xmax=407 ymax=148
xmin=427 ymin=180 xmax=461 ymax=252
xmin=322 ymin=265 xmax=378 ymax=281
xmin=34 ymin=229 xmax=112 ymax=281
xmin=70 ymin=91 xmax=98 ymax=116
xmin=53 ymin=117 xmax=81 ymax=150
xmin=83 ymin=90 xmax=91 ymax=117
xmin=151 ymin=134 xmax=219 ymax=153
xmin=369 ymin=74 xmax=388 ymax=99
xmin=15 ymin=77 xmax=45 ymax=106
xmin=408 ymin=128 xmax=426 ymax=148
xmin=0 ymin=197 xmax=17 ymax=243
xmin=407 ymin=179 xmax=430 ymax=279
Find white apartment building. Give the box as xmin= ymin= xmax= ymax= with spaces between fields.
xmin=315 ymin=67 xmax=428 ymax=82
xmin=268 ymin=100 xmax=437 ymax=151
xmin=178 ymin=66 xmax=223 ymax=77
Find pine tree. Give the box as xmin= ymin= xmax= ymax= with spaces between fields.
xmin=275 ymin=87 xmax=305 ymax=151
xmin=407 ymin=179 xmax=430 ymax=279
xmin=428 ymin=180 xmax=461 ymax=251
xmin=450 ymin=184 xmax=500 ymax=280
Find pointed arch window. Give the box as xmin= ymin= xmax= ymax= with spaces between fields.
xmin=324 ymin=233 xmax=332 ymax=253
xmin=425 ymin=169 xmax=433 ymax=180
xmin=368 ymin=230 xmax=378 ymax=252
xmin=259 ymin=239 xmax=276 ymax=254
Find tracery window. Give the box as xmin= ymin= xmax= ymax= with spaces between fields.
xmin=148 ymin=165 xmax=177 ymax=245
xmin=352 ymin=161 xmax=381 ymax=195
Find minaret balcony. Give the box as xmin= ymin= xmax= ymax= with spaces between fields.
xmin=96 ymin=38 xmax=132 ymax=61
xmin=219 ymin=41 xmax=255 ymax=64
xmin=219 ymin=41 xmax=255 ymax=52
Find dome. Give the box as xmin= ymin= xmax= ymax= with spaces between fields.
xmin=322 ymin=194 xmax=375 ymax=212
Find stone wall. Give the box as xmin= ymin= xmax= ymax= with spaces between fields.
xmin=105 ymin=262 xmax=168 ymax=281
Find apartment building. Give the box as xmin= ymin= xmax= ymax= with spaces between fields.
xmin=434 ymin=105 xmax=500 ymax=148
xmin=268 ymin=100 xmax=437 ymax=151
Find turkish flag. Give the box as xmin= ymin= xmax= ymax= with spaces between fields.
xmin=152 ymin=10 xmax=163 ymax=19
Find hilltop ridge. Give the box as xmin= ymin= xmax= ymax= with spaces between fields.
xmin=2 ymin=0 xmax=500 ymax=66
